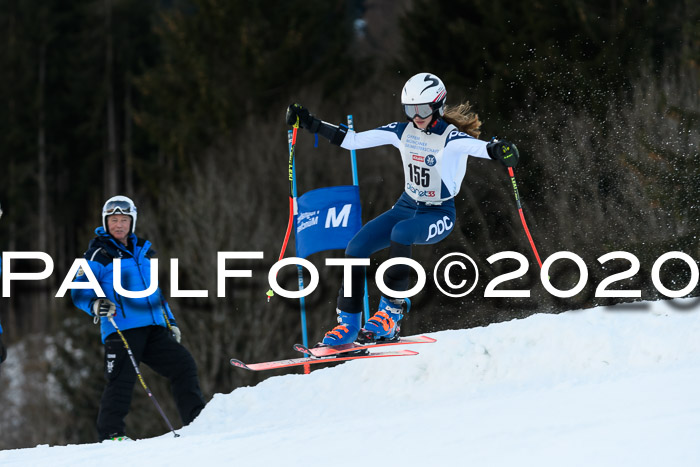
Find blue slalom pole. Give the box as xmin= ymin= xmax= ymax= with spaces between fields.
xmin=347 ymin=115 xmax=371 ymax=323
xmin=289 ymin=130 xmax=310 ymax=354
xmin=347 ymin=115 xmax=360 ymax=186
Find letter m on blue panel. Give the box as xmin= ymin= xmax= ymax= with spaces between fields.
xmin=295 ymin=186 xmax=362 ymax=258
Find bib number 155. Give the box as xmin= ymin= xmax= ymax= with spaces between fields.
xmin=408 ymin=164 xmax=430 ymax=187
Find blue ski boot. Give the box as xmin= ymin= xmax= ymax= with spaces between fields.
xmin=321 ymin=310 xmax=362 ymax=346
xmin=360 ymin=296 xmax=409 ymax=342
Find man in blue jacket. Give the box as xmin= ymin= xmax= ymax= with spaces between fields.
xmin=72 ymin=195 xmax=205 ymax=441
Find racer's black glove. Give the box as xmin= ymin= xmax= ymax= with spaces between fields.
xmin=487 ymin=140 xmax=520 ymax=168
xmin=286 ymin=104 xmax=322 ymax=133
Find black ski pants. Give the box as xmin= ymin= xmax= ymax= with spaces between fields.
xmin=97 ymin=325 xmax=205 ymax=440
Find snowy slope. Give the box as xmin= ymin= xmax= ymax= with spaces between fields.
xmin=2 ymin=298 xmax=700 ymax=466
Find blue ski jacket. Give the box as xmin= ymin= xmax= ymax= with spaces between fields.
xmin=71 ymin=227 xmax=176 ymax=343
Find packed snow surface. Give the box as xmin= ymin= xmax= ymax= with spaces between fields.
xmin=2 ymin=298 xmax=699 ymax=466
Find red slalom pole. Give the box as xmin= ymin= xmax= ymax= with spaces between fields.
xmin=507 ymin=166 xmax=543 ymax=269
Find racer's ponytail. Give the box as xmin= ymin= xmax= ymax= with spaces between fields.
xmin=442 ymin=101 xmax=482 ymax=138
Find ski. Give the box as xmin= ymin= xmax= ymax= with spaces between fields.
xmin=293 ymin=335 xmax=436 ymax=358
xmin=230 ymin=349 xmax=418 ymax=371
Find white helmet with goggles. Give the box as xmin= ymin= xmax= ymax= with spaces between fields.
xmin=102 ymin=195 xmax=137 ymax=234
xmin=401 ymin=72 xmax=447 ymax=121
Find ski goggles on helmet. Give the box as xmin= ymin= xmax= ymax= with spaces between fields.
xmin=103 ymin=200 xmax=134 ymax=216
xmin=403 ymin=103 xmax=438 ymax=119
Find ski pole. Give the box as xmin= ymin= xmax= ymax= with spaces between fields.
xmin=267 ymin=122 xmax=299 ymax=301
xmin=107 ymin=317 xmax=180 ymax=438
xmin=506 ymin=166 xmax=543 ymax=269
xmin=286 ymin=128 xmax=311 ymax=371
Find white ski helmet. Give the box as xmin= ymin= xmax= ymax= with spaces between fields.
xmin=102 ymin=195 xmax=137 ymax=234
xmin=401 ymin=72 xmax=447 ymax=120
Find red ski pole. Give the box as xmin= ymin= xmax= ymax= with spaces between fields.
xmin=266 ymin=123 xmax=299 ymax=301
xmin=507 ymin=166 xmax=543 ymax=269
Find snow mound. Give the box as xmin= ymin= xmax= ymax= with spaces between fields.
xmin=2 ymin=298 xmax=699 ymax=467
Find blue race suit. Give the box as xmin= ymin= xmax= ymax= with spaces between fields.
xmin=335 ymin=118 xmax=492 ymax=312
